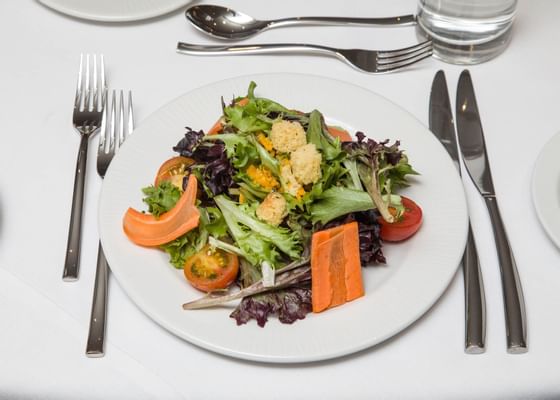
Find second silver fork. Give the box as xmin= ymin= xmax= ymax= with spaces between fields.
xmin=177 ymin=40 xmax=432 ymax=73
xmin=86 ymin=90 xmax=134 ymax=358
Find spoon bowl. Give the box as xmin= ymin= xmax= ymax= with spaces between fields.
xmin=185 ymin=5 xmax=416 ymax=41
xmin=186 ymin=5 xmax=269 ymax=40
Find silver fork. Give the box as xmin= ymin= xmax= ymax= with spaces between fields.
xmin=177 ymin=40 xmax=432 ymax=73
xmin=86 ymin=90 xmax=134 ymax=357
xmin=63 ymin=54 xmax=107 ymax=281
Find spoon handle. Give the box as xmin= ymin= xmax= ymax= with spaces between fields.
xmin=177 ymin=42 xmax=335 ymax=57
xmin=269 ymin=15 xmax=416 ymax=28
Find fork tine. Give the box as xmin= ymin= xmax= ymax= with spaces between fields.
xmin=377 ymin=48 xmax=433 ymax=73
xmin=97 ymin=92 xmax=110 ymax=154
xmin=99 ymin=55 xmax=106 ymax=112
xmin=92 ymin=55 xmax=98 ymax=111
xmin=127 ymin=91 xmax=134 ymax=135
xmin=98 ymin=100 xmax=107 ymax=152
xmin=377 ymin=40 xmax=432 ymax=59
xmin=377 ymin=44 xmax=433 ymax=66
xmin=108 ymin=90 xmax=117 ymax=155
xmin=117 ymin=90 xmax=125 ymax=148
xmin=100 ymin=55 xmax=106 ymax=90
xmin=84 ymin=54 xmax=91 ymax=111
xmin=74 ymin=54 xmax=84 ymax=108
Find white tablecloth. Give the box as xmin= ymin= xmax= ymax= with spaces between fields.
xmin=1 ymin=0 xmax=560 ymax=398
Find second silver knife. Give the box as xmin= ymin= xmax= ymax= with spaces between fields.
xmin=456 ymin=69 xmax=527 ymax=354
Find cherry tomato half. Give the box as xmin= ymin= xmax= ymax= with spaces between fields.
xmin=183 ymin=245 xmax=239 ymax=292
xmin=378 ymin=196 xmax=423 ymax=242
xmin=154 ymin=156 xmax=194 ymax=188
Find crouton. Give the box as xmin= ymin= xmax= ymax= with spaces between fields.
xmin=270 ymin=120 xmax=307 ymax=153
xmin=256 ymin=192 xmax=288 ymax=226
xmin=279 ymin=159 xmax=303 ymax=197
xmin=290 ymin=143 xmax=322 ymax=185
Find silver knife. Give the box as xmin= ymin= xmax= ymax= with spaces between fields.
xmin=430 ymin=70 xmax=486 ymax=354
xmin=456 ymin=69 xmax=527 ymax=354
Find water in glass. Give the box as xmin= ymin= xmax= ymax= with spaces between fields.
xmin=416 ymin=0 xmax=517 ymax=64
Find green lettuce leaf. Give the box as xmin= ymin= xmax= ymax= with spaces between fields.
xmin=214 ymin=195 xmax=302 ymax=266
xmin=306 ymin=110 xmax=342 ymax=161
xmin=141 ymin=181 xmax=181 ymax=218
xmin=204 ymin=133 xmax=258 ymax=169
xmin=224 ymin=82 xmax=307 ymax=134
xmin=343 ymin=134 xmax=418 ymax=222
xmin=160 ymin=230 xmax=202 ymax=269
xmin=309 ymin=186 xmax=374 ymax=225
xmin=160 ymin=206 xmax=228 ymax=269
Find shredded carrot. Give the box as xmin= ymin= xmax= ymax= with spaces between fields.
xmin=257 ymin=132 xmax=274 ymax=153
xmin=246 ymin=164 xmax=279 ymax=191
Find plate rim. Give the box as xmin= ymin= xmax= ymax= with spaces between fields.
xmin=532 ymin=130 xmax=560 ymax=249
xmin=38 ymin=0 xmax=192 ymax=22
xmin=99 ymin=72 xmax=468 ymax=363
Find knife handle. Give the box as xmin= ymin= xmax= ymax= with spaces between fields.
xmin=463 ymin=223 xmax=486 ymax=354
xmin=484 ymin=196 xmax=527 ymax=353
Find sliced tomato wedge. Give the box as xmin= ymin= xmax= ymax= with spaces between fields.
xmin=183 ymin=245 xmax=239 ymax=292
xmin=378 ymin=196 xmax=422 ymax=242
xmin=154 ymin=156 xmax=194 ymax=187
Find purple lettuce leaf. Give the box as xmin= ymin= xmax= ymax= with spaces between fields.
xmin=323 ymin=209 xmax=386 ymax=265
xmin=230 ymin=283 xmax=312 ymax=327
xmin=173 ymin=127 xmax=235 ymax=197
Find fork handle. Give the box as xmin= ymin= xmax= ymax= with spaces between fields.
xmin=177 ymin=42 xmax=335 ymax=57
xmin=86 ymin=242 xmax=109 ymax=357
xmin=63 ymin=134 xmax=89 ymax=281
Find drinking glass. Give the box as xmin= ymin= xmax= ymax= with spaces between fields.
xmin=416 ymin=0 xmax=518 ymax=64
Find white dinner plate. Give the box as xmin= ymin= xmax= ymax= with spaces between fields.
xmin=99 ymin=73 xmax=468 ymax=363
xmin=532 ymin=131 xmax=560 ymax=248
xmin=38 ymin=0 xmax=191 ymax=22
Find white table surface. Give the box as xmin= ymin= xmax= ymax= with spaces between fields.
xmin=1 ymin=0 xmax=559 ymax=398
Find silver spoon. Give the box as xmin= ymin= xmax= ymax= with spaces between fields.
xmin=185 ymin=5 xmax=416 ymax=40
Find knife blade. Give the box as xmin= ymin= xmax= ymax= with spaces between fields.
xmin=429 ymin=70 xmax=486 ymax=354
xmin=456 ymin=69 xmax=527 ymax=353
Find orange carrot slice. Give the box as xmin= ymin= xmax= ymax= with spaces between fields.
xmin=311 ymin=222 xmax=364 ymax=313
xmin=311 ymin=230 xmax=332 ymax=313
xmin=342 ymin=222 xmax=364 ymax=301
xmin=123 ymin=175 xmax=200 ymax=246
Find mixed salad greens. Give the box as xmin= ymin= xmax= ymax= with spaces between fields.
xmin=123 ymin=82 xmax=422 ymax=327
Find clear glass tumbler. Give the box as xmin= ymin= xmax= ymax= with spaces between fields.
xmin=416 ymin=0 xmax=518 ymax=64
